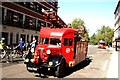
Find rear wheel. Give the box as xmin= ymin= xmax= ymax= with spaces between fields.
xmin=55 ymin=59 xmax=66 ymax=78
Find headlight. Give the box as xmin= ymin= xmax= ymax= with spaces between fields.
xmin=25 ymin=59 xmax=29 ymax=62
xmin=56 ymin=61 xmax=59 ymax=64
xmin=46 ymin=50 xmax=51 ymax=54
xmin=49 ymin=61 xmax=53 ymax=66
xmin=30 ymin=59 xmax=34 ymax=62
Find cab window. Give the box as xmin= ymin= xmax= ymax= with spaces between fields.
xmin=64 ymin=38 xmax=73 ymax=46
xmin=50 ymin=38 xmax=61 ymax=45
xmin=64 ymin=38 xmax=69 ymax=46
xmin=40 ymin=38 xmax=49 ymax=44
xmin=69 ymin=38 xmax=73 ymax=46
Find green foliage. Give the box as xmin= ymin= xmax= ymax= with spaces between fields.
xmin=89 ymin=33 xmax=97 ymax=45
xmin=89 ymin=25 xmax=114 ymax=45
xmin=71 ymin=18 xmax=85 ymax=29
xmin=70 ymin=18 xmax=90 ymax=41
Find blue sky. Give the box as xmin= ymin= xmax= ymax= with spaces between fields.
xmin=58 ymin=0 xmax=118 ymax=36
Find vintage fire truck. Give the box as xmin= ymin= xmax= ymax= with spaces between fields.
xmin=24 ymin=27 xmax=88 ymax=77
xmin=24 ymin=9 xmax=88 ymax=77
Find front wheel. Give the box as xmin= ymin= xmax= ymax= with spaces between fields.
xmin=55 ymin=59 xmax=66 ymax=78
xmin=0 ymin=50 xmax=6 ymax=59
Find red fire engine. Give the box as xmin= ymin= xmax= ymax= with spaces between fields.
xmin=98 ymin=40 xmax=106 ymax=49
xmin=24 ymin=9 xmax=88 ymax=77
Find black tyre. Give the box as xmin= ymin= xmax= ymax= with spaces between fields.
xmin=55 ymin=59 xmax=66 ymax=78
xmin=26 ymin=63 xmax=33 ymax=72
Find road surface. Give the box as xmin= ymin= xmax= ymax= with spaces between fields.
xmin=1 ymin=45 xmax=112 ymax=78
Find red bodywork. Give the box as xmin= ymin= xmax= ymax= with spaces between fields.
xmin=34 ymin=27 xmax=74 ymax=64
xmin=33 ymin=27 xmax=88 ymax=66
xmin=98 ymin=40 xmax=106 ymax=49
xmin=98 ymin=45 xmax=106 ymax=49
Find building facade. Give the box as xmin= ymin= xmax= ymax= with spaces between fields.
xmin=113 ymin=1 xmax=120 ymax=51
xmin=0 ymin=1 xmax=66 ymax=45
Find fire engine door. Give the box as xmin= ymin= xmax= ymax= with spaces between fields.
xmin=62 ymin=33 xmax=74 ymax=64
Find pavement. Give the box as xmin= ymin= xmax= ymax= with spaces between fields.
xmin=106 ymin=47 xmax=119 ymax=79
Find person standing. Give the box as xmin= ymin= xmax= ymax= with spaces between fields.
xmin=19 ymin=38 xmax=24 ymax=54
xmin=30 ymin=37 xmax=37 ymax=52
xmin=0 ymin=38 xmax=6 ymax=49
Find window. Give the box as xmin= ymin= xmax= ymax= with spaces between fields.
xmin=10 ymin=33 xmax=13 ymax=45
xmin=53 ymin=2 xmax=58 ymax=8
xmin=31 ymin=35 xmax=33 ymax=42
xmin=36 ymin=20 xmax=41 ymax=31
xmin=18 ymin=13 xmax=23 ymax=27
xmin=34 ymin=36 xmax=38 ymax=41
xmin=24 ymin=15 xmax=29 ymax=29
xmin=27 ymin=35 xmax=29 ymax=43
xmin=32 ymin=18 xmax=36 ymax=30
xmin=6 ymin=9 xmax=13 ymax=26
xmin=64 ymin=38 xmax=69 ymax=46
xmin=69 ymin=38 xmax=73 ymax=46
xmin=21 ymin=34 xmax=26 ymax=43
xmin=1 ymin=7 xmax=4 ymax=24
xmin=29 ymin=2 xmax=37 ymax=11
xmin=2 ymin=32 xmax=8 ymax=45
xmin=0 ymin=7 xmax=1 ymax=24
xmin=36 ymin=4 xmax=42 ymax=13
xmin=64 ymin=38 xmax=73 ymax=46
xmin=16 ymin=34 xmax=19 ymax=44
xmin=47 ymin=23 xmax=51 ymax=27
xmin=50 ymin=38 xmax=61 ymax=45
xmin=25 ymin=2 xmax=30 ymax=9
xmin=33 ymin=2 xmax=37 ymax=11
xmin=40 ymin=38 xmax=49 ymax=44
xmin=41 ymin=21 xmax=46 ymax=27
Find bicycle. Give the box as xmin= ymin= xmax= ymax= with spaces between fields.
xmin=0 ymin=46 xmax=14 ymax=63
xmin=10 ymin=43 xmax=30 ymax=60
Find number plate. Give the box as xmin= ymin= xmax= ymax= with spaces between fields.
xmin=28 ymin=67 xmax=37 ymax=71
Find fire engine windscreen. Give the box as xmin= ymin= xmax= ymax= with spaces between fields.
xmin=40 ymin=38 xmax=49 ymax=44
xmin=40 ymin=38 xmax=61 ymax=45
xmin=50 ymin=38 xmax=61 ymax=45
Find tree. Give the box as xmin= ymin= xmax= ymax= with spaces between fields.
xmin=71 ymin=18 xmax=85 ymax=29
xmin=89 ymin=25 xmax=114 ymax=45
xmin=70 ymin=18 xmax=90 ymax=41
xmin=89 ymin=33 xmax=97 ymax=45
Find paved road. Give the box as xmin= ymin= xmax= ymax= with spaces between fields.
xmin=1 ymin=45 xmax=112 ymax=78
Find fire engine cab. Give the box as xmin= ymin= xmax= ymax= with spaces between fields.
xmin=24 ymin=27 xmax=88 ymax=77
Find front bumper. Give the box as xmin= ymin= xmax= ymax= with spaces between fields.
xmin=25 ymin=61 xmax=57 ymax=74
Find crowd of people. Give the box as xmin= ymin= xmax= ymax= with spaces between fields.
xmin=0 ymin=37 xmax=37 ymax=50
xmin=0 ymin=37 xmax=37 ymax=63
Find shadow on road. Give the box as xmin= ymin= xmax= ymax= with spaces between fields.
xmin=63 ymin=57 xmax=92 ymax=77
xmin=35 ymin=57 xmax=92 ymax=78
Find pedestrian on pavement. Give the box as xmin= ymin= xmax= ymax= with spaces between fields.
xmin=0 ymin=38 xmax=11 ymax=63
xmin=0 ymin=38 xmax=6 ymax=50
xmin=30 ymin=37 xmax=37 ymax=52
xmin=18 ymin=38 xmax=24 ymax=54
